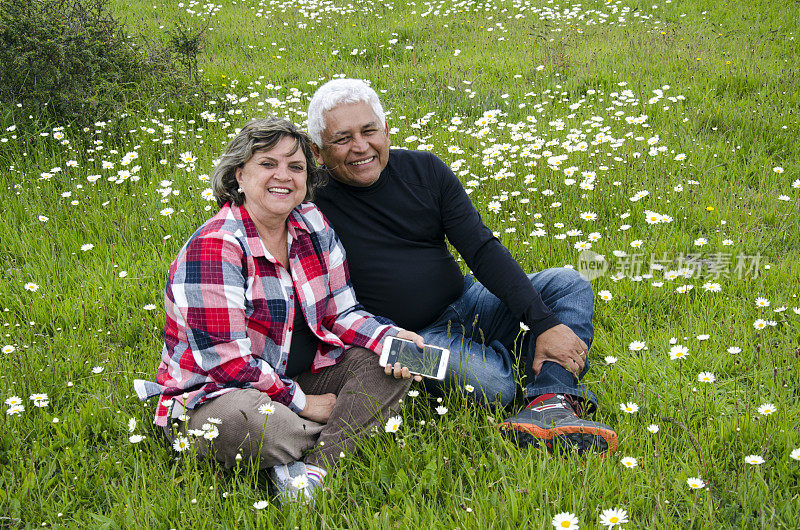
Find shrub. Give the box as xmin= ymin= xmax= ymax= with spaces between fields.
xmin=0 ymin=0 xmax=205 ymax=127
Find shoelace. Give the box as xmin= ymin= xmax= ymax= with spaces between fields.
xmin=562 ymin=394 xmax=585 ymax=418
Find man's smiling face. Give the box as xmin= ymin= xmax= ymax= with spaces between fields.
xmin=312 ymin=101 xmax=390 ymax=187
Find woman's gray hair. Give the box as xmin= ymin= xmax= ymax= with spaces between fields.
xmin=210 ymin=117 xmax=324 ymax=208
xmin=307 ymin=78 xmax=386 ymax=146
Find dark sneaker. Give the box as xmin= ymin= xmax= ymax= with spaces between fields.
xmin=499 ymin=394 xmax=618 ymax=455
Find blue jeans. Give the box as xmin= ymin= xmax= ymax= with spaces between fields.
xmin=419 ymin=268 xmax=597 ymax=410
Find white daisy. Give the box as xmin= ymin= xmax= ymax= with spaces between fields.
xmin=599 ymin=507 xmax=629 ymax=528
xmin=686 ymin=477 xmax=705 ymax=489
xmin=744 ymin=454 xmax=764 ymax=465
xmin=172 ymin=436 xmax=190 ymax=452
xmin=258 ymin=402 xmax=276 ymax=415
xmin=384 ymin=415 xmax=402 ymax=433
xmin=757 ymin=403 xmax=776 ymax=416
xmin=669 ymin=344 xmax=689 ymax=360
xmin=697 ymin=372 xmax=716 ymax=383
xmin=551 ymin=512 xmax=579 ymax=529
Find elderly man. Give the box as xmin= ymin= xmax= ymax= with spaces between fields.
xmin=307 ymin=79 xmax=617 ymax=454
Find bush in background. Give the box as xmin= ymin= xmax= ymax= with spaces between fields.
xmin=0 ymin=0 xmax=208 ymax=128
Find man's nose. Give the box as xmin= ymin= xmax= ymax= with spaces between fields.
xmin=351 ymin=133 xmax=368 ymax=151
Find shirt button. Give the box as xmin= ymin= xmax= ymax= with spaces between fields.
xmin=289 ymin=294 xmax=293 ymax=299
xmin=282 ymin=361 xmax=286 ymax=365
xmin=288 ymin=327 xmax=293 ymax=331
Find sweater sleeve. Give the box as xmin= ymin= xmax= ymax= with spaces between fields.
xmin=431 ymin=154 xmax=562 ymax=337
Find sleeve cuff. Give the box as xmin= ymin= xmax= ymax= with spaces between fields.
xmin=384 ymin=326 xmax=401 ymax=338
xmin=374 ymin=326 xmax=401 ymax=355
xmin=528 ymin=314 xmax=562 ymax=338
xmin=288 ymin=383 xmax=306 ymax=414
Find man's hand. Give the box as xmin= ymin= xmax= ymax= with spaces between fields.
xmin=383 ymin=329 xmax=424 ymax=382
xmin=298 ymin=393 xmax=336 ymax=423
xmin=532 ymin=324 xmax=589 ymax=377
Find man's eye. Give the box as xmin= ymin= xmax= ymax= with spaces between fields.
xmin=334 ymin=137 xmax=350 ymax=145
xmin=363 ymin=129 xmax=377 ymax=135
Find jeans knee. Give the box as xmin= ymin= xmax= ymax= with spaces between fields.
xmin=569 ymin=268 xmax=593 ymax=296
xmin=538 ymin=268 xmax=593 ymax=303
xmin=474 ymin=376 xmax=516 ymax=408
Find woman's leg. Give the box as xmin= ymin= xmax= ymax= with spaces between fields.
xmin=295 ymin=346 xmax=411 ymax=469
xmin=165 ymin=388 xmax=324 ymax=469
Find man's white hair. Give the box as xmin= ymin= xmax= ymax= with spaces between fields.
xmin=307 ymin=78 xmax=386 ymax=146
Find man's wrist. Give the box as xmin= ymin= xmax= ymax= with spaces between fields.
xmin=529 ymin=315 xmax=562 ymax=339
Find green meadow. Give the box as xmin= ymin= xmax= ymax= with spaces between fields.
xmin=1 ymin=0 xmax=799 ymax=527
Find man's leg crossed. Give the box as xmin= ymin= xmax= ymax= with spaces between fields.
xmin=499 ymin=268 xmax=618 ymax=454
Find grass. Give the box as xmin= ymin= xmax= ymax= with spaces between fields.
xmin=1 ymin=0 xmax=799 ymax=527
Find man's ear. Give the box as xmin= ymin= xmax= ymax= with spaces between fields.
xmin=384 ymin=120 xmax=391 ymax=146
xmin=310 ymin=143 xmax=324 ymax=165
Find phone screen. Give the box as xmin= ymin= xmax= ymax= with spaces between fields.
xmin=385 ymin=339 xmax=445 ymax=378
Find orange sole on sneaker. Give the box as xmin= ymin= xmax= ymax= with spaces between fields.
xmin=499 ymin=423 xmax=619 ymax=455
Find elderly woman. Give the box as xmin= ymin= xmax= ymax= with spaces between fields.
xmin=134 ymin=117 xmax=421 ymax=502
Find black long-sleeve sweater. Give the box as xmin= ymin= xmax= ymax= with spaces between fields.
xmin=313 ymin=149 xmax=561 ymax=336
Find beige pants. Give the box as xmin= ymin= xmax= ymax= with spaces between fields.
xmin=164 ymin=347 xmax=410 ymax=470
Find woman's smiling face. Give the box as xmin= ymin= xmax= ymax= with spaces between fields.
xmin=236 ymin=136 xmax=308 ymax=227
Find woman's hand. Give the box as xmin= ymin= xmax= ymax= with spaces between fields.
xmin=396 ymin=329 xmax=425 ymax=349
xmin=299 ymin=393 xmax=336 ymax=423
xmin=384 ymin=329 xmax=425 ymax=382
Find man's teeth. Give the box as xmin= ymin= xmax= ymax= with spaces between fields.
xmin=268 ymin=188 xmax=290 ymax=194
xmin=351 ymin=157 xmax=374 ymax=166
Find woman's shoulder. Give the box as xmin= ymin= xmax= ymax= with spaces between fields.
xmin=176 ymin=204 xmax=248 ymax=258
xmin=194 ymin=204 xmax=246 ymax=238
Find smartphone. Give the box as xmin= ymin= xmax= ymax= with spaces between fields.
xmin=379 ymin=337 xmax=449 ymax=381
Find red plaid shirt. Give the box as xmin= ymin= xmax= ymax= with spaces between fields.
xmin=134 ymin=202 xmax=398 ymax=426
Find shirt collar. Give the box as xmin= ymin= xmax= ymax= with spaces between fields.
xmin=287 ymin=206 xmax=312 ymax=235
xmin=228 ymin=203 xmax=311 ymax=258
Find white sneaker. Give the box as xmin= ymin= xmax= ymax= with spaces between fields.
xmin=268 ymin=461 xmax=319 ymax=504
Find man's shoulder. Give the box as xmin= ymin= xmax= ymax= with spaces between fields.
xmin=388 ymin=148 xmax=450 ymax=184
xmin=388 ymin=148 xmax=439 ymax=168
